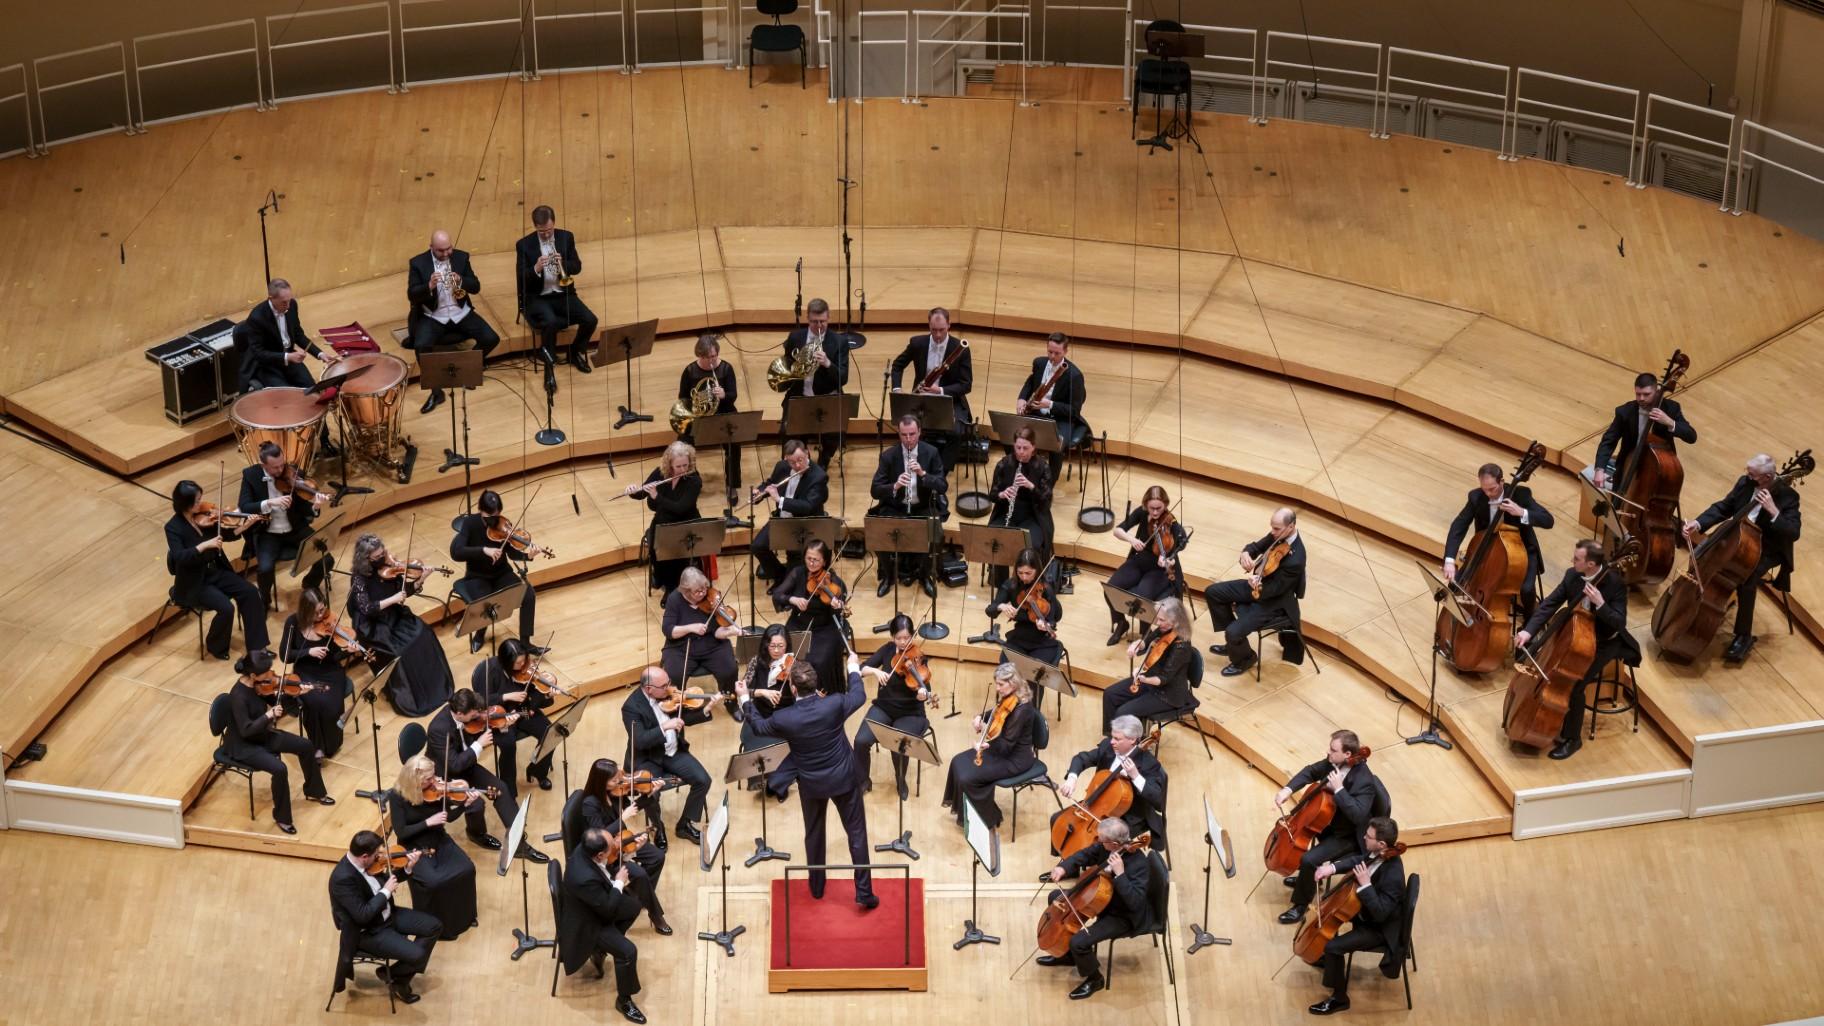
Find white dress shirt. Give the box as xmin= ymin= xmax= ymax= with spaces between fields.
xmin=925 ymin=338 xmax=947 ymax=379
xmin=426 ymin=256 xmax=471 ymax=325
xmin=260 ymin=472 xmax=294 ymax=534
xmin=1062 ymin=750 xmax=1147 ymax=796
xmin=270 ymin=301 xmax=292 ymax=348
xmin=645 ymin=693 xmax=679 ymax=757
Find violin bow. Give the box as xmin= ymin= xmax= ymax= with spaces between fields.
xmin=505 ymin=480 xmax=548 ymax=568
xmin=215 ymin=459 xmax=227 ymax=543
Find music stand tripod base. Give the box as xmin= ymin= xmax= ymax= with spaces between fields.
xmin=697 ymin=923 xmax=746 ymax=957
xmin=954 ymin=920 xmax=1000 ymax=949
xmin=512 ymin=928 xmax=555 ymax=960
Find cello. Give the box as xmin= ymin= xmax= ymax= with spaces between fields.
xmin=1595 ymin=350 xmax=1689 ymax=586
xmin=1437 ymin=442 xmax=1547 ymax=673
xmin=1036 ymin=831 xmax=1152 ymax=957
xmin=1261 ymin=745 xmax=1372 ymax=877
xmin=1502 ymin=539 xmax=1641 ymax=748
xmin=1651 ymin=450 xmax=1814 ymax=662
xmin=1049 ymin=726 xmax=1161 ymax=861
xmin=1291 ymin=841 xmax=1408 ymax=965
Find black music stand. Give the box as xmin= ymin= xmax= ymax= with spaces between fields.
xmin=723 ymin=744 xmax=792 ymax=866
xmin=1003 ymin=645 xmax=1076 ymax=711
xmin=1408 ymin=561 xmax=1462 ymax=751
xmin=536 ymin=693 xmax=592 ymax=795
xmin=986 ymin=411 xmax=1062 ymax=454
xmin=865 ymin=515 xmax=947 ymax=640
xmin=1102 ymin=583 xmax=1161 ymax=636
xmin=287 ymin=508 xmax=349 ymax=604
xmin=782 ymin=392 xmax=859 ymax=440
xmin=653 ymin=518 xmax=728 ymax=585
xmin=696 ymin=792 xmax=745 ymax=956
xmin=349 ymin=659 xmax=400 ymax=803
xmin=888 ymin=392 xmax=957 ymax=437
xmin=692 ymin=410 xmax=765 ymax=525
xmin=418 ymin=349 xmax=484 ymax=524
xmin=1186 ymin=795 xmax=1234 ymax=954
xmin=1137 ymin=29 xmax=1205 ymax=154
xmin=456 ymin=578 xmax=528 ymax=653
xmin=501 ymin=793 xmax=555 ymax=960
xmin=961 ymin=523 xmax=1032 ymax=645
xmin=595 ymin=319 xmax=657 ymax=430
xmin=866 ymin=723 xmax=939 ymax=860
xmin=954 ymin=795 xmax=1002 ymax=949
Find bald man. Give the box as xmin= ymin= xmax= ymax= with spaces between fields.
xmin=407 ymin=229 xmax=501 ymax=414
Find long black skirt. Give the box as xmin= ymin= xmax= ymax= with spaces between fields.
xmin=374 ymin=611 xmax=454 ymax=717
xmin=404 ymin=840 xmax=479 ymax=940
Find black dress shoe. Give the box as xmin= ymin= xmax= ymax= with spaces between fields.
xmin=877 ymin=578 xmax=894 ymax=598
xmin=421 ymin=389 xmax=445 ymax=415
xmin=649 ymin=913 xmax=674 ymax=936
xmin=469 ymin=631 xmax=486 ymax=654
xmin=616 ymin=997 xmax=647 ymax=1024
xmin=1208 ymin=643 xmax=1228 ymax=656
xmin=921 ymin=578 xmax=937 ymax=599
xmin=570 ymin=347 xmax=594 ymax=374
xmin=319 ymin=439 xmax=341 ymax=459
xmin=1221 ymin=660 xmax=1255 ymax=678
xmin=856 ymin=892 xmax=880 ymax=910
xmin=311 ymin=794 xmax=337 ymax=806
xmin=1284 ymin=875 xmax=1298 ymax=888
xmin=1724 ymin=634 xmax=1756 ymax=663
xmin=650 ymin=821 xmax=668 ymax=849
xmin=1549 ymin=737 xmax=1581 ymax=761
xmin=391 ymin=986 xmax=421 ymax=1005
xmin=531 ymin=775 xmax=552 ymax=791
xmin=468 ymin=832 xmax=504 ymax=850
xmin=1069 ymin=975 xmax=1105 ymax=1000
xmin=674 ymin=822 xmax=703 ymax=845
xmin=1035 ymin=954 xmax=1070 ymax=967
xmin=277 ymin=822 xmax=297 ymax=835
xmin=1278 ymin=904 xmax=1308 ymax=925
xmin=527 ymin=643 xmax=551 ymax=657
xmin=861 ymin=777 xmax=874 ymax=793
xmin=1308 ymin=995 xmax=1350 ymax=1016
xmin=518 ymin=841 xmax=550 ymax=864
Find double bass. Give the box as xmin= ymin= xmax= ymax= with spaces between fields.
xmin=1502 ymin=539 xmax=1641 ymax=748
xmin=1036 ymin=831 xmax=1152 ymax=957
xmin=1261 ymin=746 xmax=1371 ymax=877
xmin=1651 ymin=450 xmax=1814 ymax=662
xmin=1291 ymin=841 xmax=1408 ymax=965
xmin=1594 ymin=350 xmax=1689 ymax=585
xmin=1049 ymin=726 xmax=1161 ymax=861
xmin=1437 ymin=442 xmax=1547 ymax=673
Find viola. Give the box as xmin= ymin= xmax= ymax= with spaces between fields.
xmin=190 ymin=501 xmax=266 ymax=531
xmin=1437 ymin=442 xmax=1547 ymax=674
xmin=1012 ymin=576 xmax=1055 ymax=627
xmin=1261 ymin=746 xmax=1373 ymax=877
xmin=1130 ymin=627 xmax=1178 ymax=693
xmin=422 ymin=780 xmax=499 ymax=803
xmin=606 ymin=770 xmax=684 ymax=798
xmin=487 ymin=515 xmax=554 ymax=559
xmin=460 ymin=704 xmax=518 ymax=735
xmin=1292 ymin=842 xmax=1409 ymax=965
xmin=1503 ymin=539 xmax=1642 ymax=748
xmin=1149 ymin=510 xmax=1182 ymax=582
xmin=1036 ymin=831 xmax=1152 ymax=957
xmin=1595 ymin=349 xmax=1690 ymax=585
xmin=974 ymin=692 xmax=1019 ymax=766
xmin=274 ymin=465 xmax=329 ymax=504
xmin=657 ymin=687 xmax=719 ymax=714
xmin=1049 ymin=726 xmax=1161 ymax=861
xmin=1250 ymin=538 xmax=1291 ymax=600
xmin=380 ymin=557 xmax=453 ymax=582
xmin=888 ymin=644 xmax=940 ymax=708
xmin=367 ymin=844 xmax=428 ymax=877
xmin=805 ymin=567 xmax=848 ymax=612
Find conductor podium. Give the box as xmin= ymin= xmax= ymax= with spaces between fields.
xmin=767 ymin=872 xmax=927 ymax=993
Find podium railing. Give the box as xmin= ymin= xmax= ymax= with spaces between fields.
xmin=531 ymin=0 xmax=630 ymax=76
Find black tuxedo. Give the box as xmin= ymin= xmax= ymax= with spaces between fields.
xmin=869 ymin=440 xmax=948 ymax=583
xmin=781 ymin=326 xmax=851 ymax=467
xmin=752 ymin=459 xmax=829 ymax=578
xmin=1312 ymin=853 xmax=1407 ymax=995
xmin=1049 ymin=843 xmax=1157 ymax=980
xmin=1205 ymin=532 xmax=1308 ymax=668
xmin=329 ymin=856 xmax=441 ymax=994
xmin=404 ymin=248 xmax=500 ymax=356
xmin=239 ymin=298 xmax=324 ymax=392
xmin=570 ymin=792 xmax=669 ymax=918
xmin=514 ymin=228 xmax=598 ymax=361
xmin=620 ymin=688 xmax=713 ymax=827
xmin=164 ymin=513 xmax=267 ymax=657
xmin=890 ymin=334 xmax=974 ymax=424
xmin=1594 ymin=397 xmax=1697 ymax=479
xmin=1060 ymin=741 xmax=1168 ymax=850
xmin=1695 ymin=475 xmax=1803 ymax=636
xmin=742 ymin=672 xmax=874 ymax=899
xmin=1017 ymin=356 xmax=1091 ymax=449
xmin=1520 ymin=566 xmax=1639 ymax=745
xmin=1444 ymin=484 xmax=1554 ymax=585
xmin=558 ymin=846 xmax=642 ymax=998
xmin=1284 ymin=757 xmax=1391 ymax=907
xmin=235 ymin=463 xmax=331 ymax=607
xmin=449 ymin=513 xmax=536 ymax=640
xmin=423 ymin=707 xmax=524 ymax=837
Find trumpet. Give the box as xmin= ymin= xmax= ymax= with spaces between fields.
xmin=669 ymin=375 xmax=718 ymax=435
xmin=437 ymin=268 xmax=467 ymax=302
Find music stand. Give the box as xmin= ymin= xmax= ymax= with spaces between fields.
xmin=500 ymin=793 xmax=555 ymax=960
xmin=889 ymin=392 xmax=956 ymax=436
xmin=954 ymin=794 xmax=1002 ymax=949
xmin=1137 ymin=30 xmax=1205 ymax=154
xmin=782 ymin=392 xmax=859 ymax=448
xmin=456 ymin=577 xmax=528 ymax=649
xmin=723 ymin=744 xmax=792 ymax=866
xmin=986 ymin=411 xmax=1062 ymax=454
xmin=653 ymin=518 xmax=728 ymax=578
xmin=864 ymin=515 xmax=948 ymax=640
xmin=961 ymin=523 xmax=1032 ymax=645
xmin=1102 ymin=583 xmax=1161 ymax=635
xmin=287 ymin=508 xmax=349 ymax=604
xmin=418 ymin=348 xmax=484 ymax=523
xmin=595 ymin=319 xmax=657 ymax=430
xmin=866 ymin=723 xmax=939 ymax=860
xmin=696 ymin=792 xmax=745 ymax=957
xmin=348 ymin=658 xmax=400 ymax=803
xmin=1407 ymin=562 xmax=1459 ymax=752
xmin=692 ymin=410 xmax=765 ymax=523
xmin=535 ymin=693 xmax=591 ymax=796
xmin=1186 ymin=795 xmax=1234 ymax=954
xmin=1003 ymin=647 xmax=1075 ymax=700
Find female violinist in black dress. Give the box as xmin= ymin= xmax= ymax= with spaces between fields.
xmin=469 ymin=637 xmax=557 ymax=791
xmin=347 ymin=533 xmax=455 ymax=716
xmin=985 ymin=547 xmax=1064 ymax=665
xmin=739 ymin=625 xmax=800 ymax=799
xmin=941 ymin=662 xmax=1037 ymax=830
xmin=277 ymin=587 xmax=352 ymax=758
xmin=854 ymin=614 xmax=935 ymax=800
xmin=1101 ymin=596 xmax=1195 ymax=733
xmin=769 ymin=538 xmax=851 ymax=693
xmin=389 ymin=754 xmax=479 ymax=939
xmin=626 ymin=440 xmax=703 ymax=596
xmin=1104 ymin=484 xmax=1187 ymax=645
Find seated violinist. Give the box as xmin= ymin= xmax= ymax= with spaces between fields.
xmin=661 ymin=567 xmax=744 ymax=713
xmin=221 ymin=649 xmax=333 ymax=835
xmin=1682 ymin=452 xmax=1803 ymax=664
xmin=451 ymin=489 xmax=549 ymax=655
xmin=166 ymin=479 xmax=268 ymax=659
xmin=1276 ymin=729 xmax=1389 ymax=926
xmin=738 ymin=625 xmax=800 ymax=800
xmin=1305 ymin=816 xmax=1408 ymax=1017
xmin=986 ymin=547 xmax=1063 ymax=665
xmin=559 ymin=828 xmax=646 ymax=1024
xmin=620 ymin=666 xmax=715 ymax=848
xmin=1052 ymin=715 xmax=1167 ymax=855
xmin=940 ymin=662 xmax=1036 ymax=831
xmin=770 ymin=538 xmax=851 ymax=695
xmin=1100 ymin=597 xmax=1194 ymax=733
xmin=388 ymin=754 xmax=480 ymax=940
xmin=348 ymin=533 xmax=454 ymax=716
xmin=424 ymin=687 xmax=549 ymax=863
xmin=1204 ymin=507 xmax=1306 ymax=677
xmin=239 ymin=441 xmax=333 ymax=612
xmin=855 ymin=614 xmax=936 ymax=801
xmin=329 ymin=830 xmax=438 ymax=1006
xmin=471 ymin=637 xmax=558 ymax=792
xmin=1037 ymin=817 xmax=1156 ymax=1001
xmin=276 ymin=586 xmax=351 ymax=759
xmin=1513 ymin=539 xmax=1640 ymax=761
xmin=569 ymin=758 xmax=672 ymax=935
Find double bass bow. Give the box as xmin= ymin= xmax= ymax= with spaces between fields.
xmin=1261 ymin=746 xmax=1372 ymax=877
xmin=1437 ymin=442 xmax=1547 ymax=674
xmin=1594 ymin=350 xmax=1689 ymax=586
xmin=1502 ymin=538 xmax=1642 ymax=749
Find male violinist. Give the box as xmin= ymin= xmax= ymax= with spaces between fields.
xmin=1589 ymin=371 xmax=1697 ymax=491
xmin=749 ymin=439 xmax=829 ymax=582
xmin=620 ymin=666 xmax=715 ymax=847
xmin=780 ymin=298 xmax=848 ymax=469
xmin=329 ymin=830 xmax=438 ymax=1006
xmin=1443 ymin=462 xmax=1555 ymax=621
xmin=1276 ymin=729 xmax=1390 ymax=926
xmin=559 ymin=828 xmax=646 ymax=1024
xmin=868 ymin=413 xmax=949 ymax=598
xmin=660 ymin=567 xmax=745 ymax=711
xmin=424 ymin=688 xmax=550 ymax=863
xmin=1204 ymin=507 xmax=1307 ymax=678
xmin=1305 ymin=816 xmax=1407 ymax=1017
xmin=1514 ymin=539 xmax=1640 ymax=760
xmin=890 ymin=307 xmax=973 ymax=472
xmin=236 ymin=278 xmax=342 ymax=456
xmin=238 ymin=441 xmax=333 ymax=612
xmin=1052 ymin=715 xmax=1168 ymax=855
xmin=450 ymin=489 xmax=547 ymax=655
xmin=1682 ymin=453 xmax=1803 ymax=664
xmin=1037 ymin=817 xmax=1156 ymax=1000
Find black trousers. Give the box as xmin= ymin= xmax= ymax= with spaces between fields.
xmin=659 ymin=643 xmax=739 ymax=697
xmin=682 ymin=431 xmax=742 ymax=492
xmin=1561 ymin=642 xmax=1634 ymax=743
xmin=624 ymin=850 xmax=666 ymax=918
xmin=495 ymin=710 xmax=554 ymax=788
xmin=524 ymin=291 xmax=599 ymax=356
xmin=635 ymin=750 xmax=711 ymax=827
xmin=589 ymin=913 xmax=642 ymax=1001
xmin=1041 ymin=898 xmax=1134 ymax=980
xmin=739 ymin=720 xmax=800 ymax=799
xmin=354 ymin=906 xmax=442 ymax=985
xmin=1204 ymin=579 xmax=1276 ymax=665
xmin=1106 ymin=557 xmax=1176 ymax=625
xmin=1320 ymin=925 xmax=1392 ymax=995
xmin=193 ymin=569 xmax=269 ymax=657
xmin=252 ymin=530 xmax=330 ymax=609
xmin=238 ymin=730 xmax=325 ymax=825
xmin=1289 ymin=833 xmax=1358 ymax=907
xmin=454 ymin=568 xmax=536 ymax=642
xmin=801 ymin=785 xmax=873 ymax=900
xmin=456 ymin=762 xmax=522 ymax=838
xmin=751 ymin=520 xmax=800 ymax=579
xmin=1102 ymin=682 xmax=1184 ymax=734
xmin=942 ymin=748 xmax=1032 ymax=830
xmin=853 ymin=704 xmax=929 ymax=783
xmin=1734 ymin=555 xmax=1780 ymax=637
xmin=410 ymin=312 xmax=500 ymax=363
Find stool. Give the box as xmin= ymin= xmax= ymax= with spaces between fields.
xmin=1586 ymin=660 xmax=1639 ymax=740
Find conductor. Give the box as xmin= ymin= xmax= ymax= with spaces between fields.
xmin=735 ymin=654 xmax=880 ymax=910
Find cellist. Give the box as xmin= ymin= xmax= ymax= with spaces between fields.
xmin=1304 ymin=816 xmax=1407 ymax=1018
xmin=1681 ymin=453 xmax=1803 ymax=664
xmin=1052 ymin=715 xmax=1168 ymax=853
xmin=1036 ymin=817 xmax=1156 ymax=1001
xmin=1514 ymin=539 xmax=1641 ymax=760
xmin=1444 ymin=462 xmax=1555 ymax=620
xmin=1588 ymin=370 xmax=1697 ymax=492
xmin=1276 ymin=729 xmax=1390 ymax=926
xmin=1205 ymin=507 xmax=1307 ymax=678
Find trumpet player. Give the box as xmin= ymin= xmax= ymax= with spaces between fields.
xmin=677 ymin=334 xmax=742 ymax=507
xmin=780 ymin=298 xmax=848 ymax=469
xmin=516 ymin=204 xmax=598 ymax=378
xmin=750 ymin=440 xmax=829 ymax=582
xmin=987 ymin=426 xmax=1053 ymax=587
xmin=407 ymin=229 xmax=500 ymax=415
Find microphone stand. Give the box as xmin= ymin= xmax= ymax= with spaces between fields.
xmin=257 ymin=189 xmax=280 ymax=289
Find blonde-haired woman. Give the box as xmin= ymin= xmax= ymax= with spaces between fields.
xmin=626 ymin=440 xmax=703 ymax=595
xmin=941 ymin=662 xmax=1038 ymax=831
xmin=387 ymin=754 xmax=479 ymax=939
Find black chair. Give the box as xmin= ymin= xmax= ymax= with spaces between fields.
xmin=1143 ymin=650 xmax=1213 ymax=760
xmin=207 ymin=693 xmax=260 ymax=821
xmin=994 ymin=709 xmax=1052 ymax=842
xmin=1251 ymin=613 xmax=1323 ymax=682
xmin=326 ymin=906 xmax=398 ymax=1014
xmin=548 ymin=857 xmax=571 ymax=996
xmin=1102 ymin=848 xmax=1175 ymax=990
xmin=397 ymin=721 xmax=427 ymax=764
xmin=542 ymin=788 xmax=584 ymax=850
xmin=148 ymin=585 xmax=208 ymax=659
xmin=1345 ymin=872 xmax=1420 ymax=1010
xmin=1586 ymin=658 xmax=1639 ymax=740
xmin=748 ymin=0 xmax=806 ymax=90
xmin=1131 ymin=20 xmax=1197 ymax=151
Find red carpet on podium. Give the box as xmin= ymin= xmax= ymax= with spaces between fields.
xmin=768 ymin=877 xmax=926 ymax=971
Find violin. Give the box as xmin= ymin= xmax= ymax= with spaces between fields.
xmin=748 ymin=655 xmax=795 ymax=710
xmin=693 ymin=587 xmax=738 ymax=630
xmin=658 ymin=687 xmax=719 ymax=714
xmin=606 ymin=769 xmax=684 ymax=798
xmin=1503 ymin=540 xmax=1642 ymax=749
xmin=512 ymin=658 xmax=574 ymax=697
xmin=190 ymin=501 xmax=267 ymax=531
xmin=974 ymin=692 xmax=1019 ymax=766
xmin=1292 ymin=842 xmax=1409 ymax=965
xmin=805 ymin=567 xmax=848 ymax=613
xmin=422 ymin=780 xmax=499 ymax=803
xmin=1049 ymin=726 xmax=1161 ymax=861
xmin=1036 ymin=831 xmax=1152 ymax=957
xmin=1131 ymin=626 xmax=1178 ymax=693
xmin=1250 ymin=539 xmax=1291 ymax=600
xmin=251 ymin=669 xmax=327 ymax=699
xmin=380 ymin=557 xmax=453 ymax=583
xmin=1008 ymin=575 xmax=1055 ymax=630
xmin=367 ymin=844 xmax=427 ymax=877
xmin=617 ymin=828 xmax=655 ymax=857
xmin=1149 ymin=509 xmax=1181 ymax=581
xmin=310 ymin=609 xmax=369 ymax=659
xmin=460 ymin=704 xmax=518 ymax=735
xmin=1262 ymin=746 xmax=1373 ymax=877
xmin=1595 ymin=349 xmax=1690 ymax=585
xmin=487 ymin=515 xmax=554 ymax=559
xmin=1437 ymin=442 xmax=1547 ymax=674
xmin=274 ymin=465 xmax=329 ymax=504
xmin=888 ymin=643 xmax=940 ymax=708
